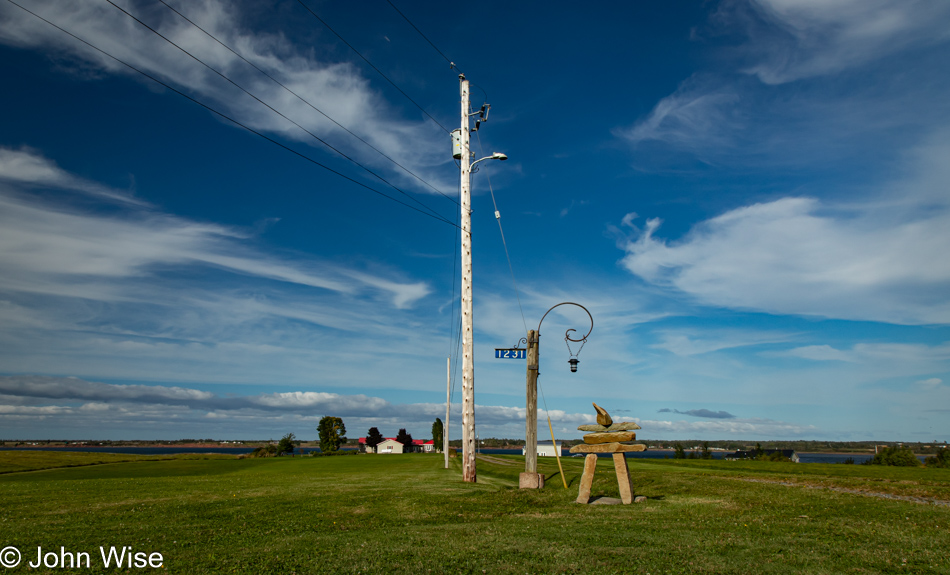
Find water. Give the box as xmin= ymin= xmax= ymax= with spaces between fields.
xmin=478 ymin=448 xmax=886 ymax=464
xmin=0 ymin=446 xmax=923 ymax=464
xmin=0 ymin=446 xmax=333 ymax=455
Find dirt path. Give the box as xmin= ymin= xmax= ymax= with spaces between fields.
xmin=476 ymin=454 xmax=520 ymax=467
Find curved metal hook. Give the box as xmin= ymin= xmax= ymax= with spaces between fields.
xmin=512 ymin=337 xmax=528 ymax=349
xmin=537 ymin=302 xmax=593 ymax=342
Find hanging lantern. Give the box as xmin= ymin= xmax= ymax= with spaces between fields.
xmin=565 ymin=330 xmax=586 ymax=373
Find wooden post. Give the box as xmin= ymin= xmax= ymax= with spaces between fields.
xmin=525 ymin=329 xmax=539 ymax=475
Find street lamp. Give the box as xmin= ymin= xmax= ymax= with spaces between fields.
xmin=521 ymin=302 xmax=593 ymax=490
xmin=473 ymin=152 xmax=508 ymax=165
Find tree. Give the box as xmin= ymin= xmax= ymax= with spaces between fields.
xmin=365 ymin=427 xmax=384 ymax=453
xmin=701 ymin=441 xmax=712 ymax=460
xmin=865 ymin=446 xmax=920 ymax=467
xmin=317 ymin=416 xmax=347 ymax=453
xmin=431 ymin=418 xmax=444 ymax=453
xmin=673 ymin=443 xmax=686 ymax=459
xmin=925 ymin=449 xmax=950 ymax=468
xmin=396 ymin=428 xmax=413 ymax=452
xmin=276 ymin=433 xmax=298 ymax=456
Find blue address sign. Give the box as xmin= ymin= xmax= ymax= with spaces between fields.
xmin=495 ymin=348 xmax=526 ymax=359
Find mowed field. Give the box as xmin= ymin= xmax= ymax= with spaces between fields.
xmin=1 ymin=451 xmax=948 ymax=574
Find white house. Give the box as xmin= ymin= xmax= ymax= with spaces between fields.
xmin=375 ymin=438 xmax=404 ymax=454
xmin=414 ymin=439 xmax=435 ymax=453
xmin=522 ymin=439 xmax=561 ymax=457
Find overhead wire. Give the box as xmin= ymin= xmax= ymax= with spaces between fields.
xmin=4 ymin=0 xmax=459 ymax=228
xmin=156 ymin=0 xmax=458 ymax=207
xmin=295 ymin=0 xmax=452 ymax=134
xmin=384 ymin=0 xmax=454 ymax=69
xmin=474 ymin=123 xmax=529 ymax=336
xmin=370 ymin=0 xmax=467 ymax=410
xmin=379 ymin=2 xmax=507 ymax=392
xmin=473 ymin=109 xmax=563 ymax=464
xmin=103 ymin=0 xmax=453 ymax=225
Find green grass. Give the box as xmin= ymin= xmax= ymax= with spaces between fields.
xmin=0 ymin=451 xmax=948 ymax=574
xmin=0 ymin=450 xmax=236 ymax=474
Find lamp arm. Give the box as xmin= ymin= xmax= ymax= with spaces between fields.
xmin=537 ymin=302 xmax=593 ymax=342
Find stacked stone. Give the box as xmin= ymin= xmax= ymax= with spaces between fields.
xmin=572 ymin=403 xmax=646 ymax=505
xmin=569 ymin=403 xmax=646 ymax=454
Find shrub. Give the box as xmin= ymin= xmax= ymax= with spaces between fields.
xmin=863 ymin=446 xmax=920 ymax=467
xmin=249 ymin=444 xmax=278 ymax=458
xmin=757 ymin=450 xmax=792 ymax=462
xmin=925 ymin=449 xmax=950 ymax=468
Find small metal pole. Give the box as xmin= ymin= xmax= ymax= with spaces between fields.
xmin=445 ymin=356 xmax=450 ymax=469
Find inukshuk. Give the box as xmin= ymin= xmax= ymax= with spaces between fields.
xmin=570 ymin=403 xmax=646 ymax=504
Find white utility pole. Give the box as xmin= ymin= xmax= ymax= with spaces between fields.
xmin=444 ymin=356 xmax=450 ymax=469
xmin=459 ymin=73 xmax=476 ymax=483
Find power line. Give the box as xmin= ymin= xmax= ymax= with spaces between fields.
xmin=103 ymin=0 xmax=452 ymax=224
xmin=384 ymin=0 xmax=454 ymax=68
xmin=4 ymin=0 xmax=459 ymax=228
xmin=475 ymin=121 xmax=529 ymax=336
xmin=295 ymin=0 xmax=451 ymax=134
xmin=384 ymin=0 xmax=488 ymax=106
xmin=157 ymin=0 xmax=458 ymax=207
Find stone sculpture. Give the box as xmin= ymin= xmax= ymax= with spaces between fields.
xmin=571 ymin=403 xmax=646 ymax=504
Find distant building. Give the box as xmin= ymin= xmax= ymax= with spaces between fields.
xmin=412 ymin=439 xmax=436 ymax=453
xmin=522 ymin=439 xmax=561 ymax=458
xmin=375 ymin=438 xmax=404 ymax=454
xmin=727 ymin=449 xmax=799 ymax=463
xmin=358 ymin=437 xmax=435 ymax=454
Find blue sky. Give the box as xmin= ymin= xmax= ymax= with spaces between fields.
xmin=1 ymin=0 xmax=948 ymax=442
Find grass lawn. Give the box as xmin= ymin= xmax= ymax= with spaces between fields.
xmin=0 ymin=451 xmax=948 ymax=574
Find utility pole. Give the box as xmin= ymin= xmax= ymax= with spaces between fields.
xmin=459 ymin=74 xmax=476 ymax=483
xmin=444 ymin=356 xmax=450 ymax=469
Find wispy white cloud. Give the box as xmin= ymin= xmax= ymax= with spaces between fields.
xmin=782 ymin=345 xmax=853 ymax=362
xmin=776 ymin=342 xmax=950 ymax=365
xmin=617 ymin=150 xmax=950 ymax=324
xmin=0 ymin=147 xmax=445 ymax=392
xmin=728 ymin=0 xmax=950 ymax=84
xmin=916 ymin=377 xmax=942 ymax=389
xmin=613 ymin=77 xmax=740 ymax=153
xmin=642 ymin=416 xmax=817 ymax=437
xmin=0 ymin=147 xmax=147 ymax=206
xmin=617 ymin=0 xmax=950 ymax=173
xmin=0 ymin=148 xmax=430 ymax=309
xmin=0 ymin=375 xmax=595 ymax=439
xmin=651 ymin=328 xmax=796 ymax=356
xmin=0 ymin=0 xmax=453 ymax=194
